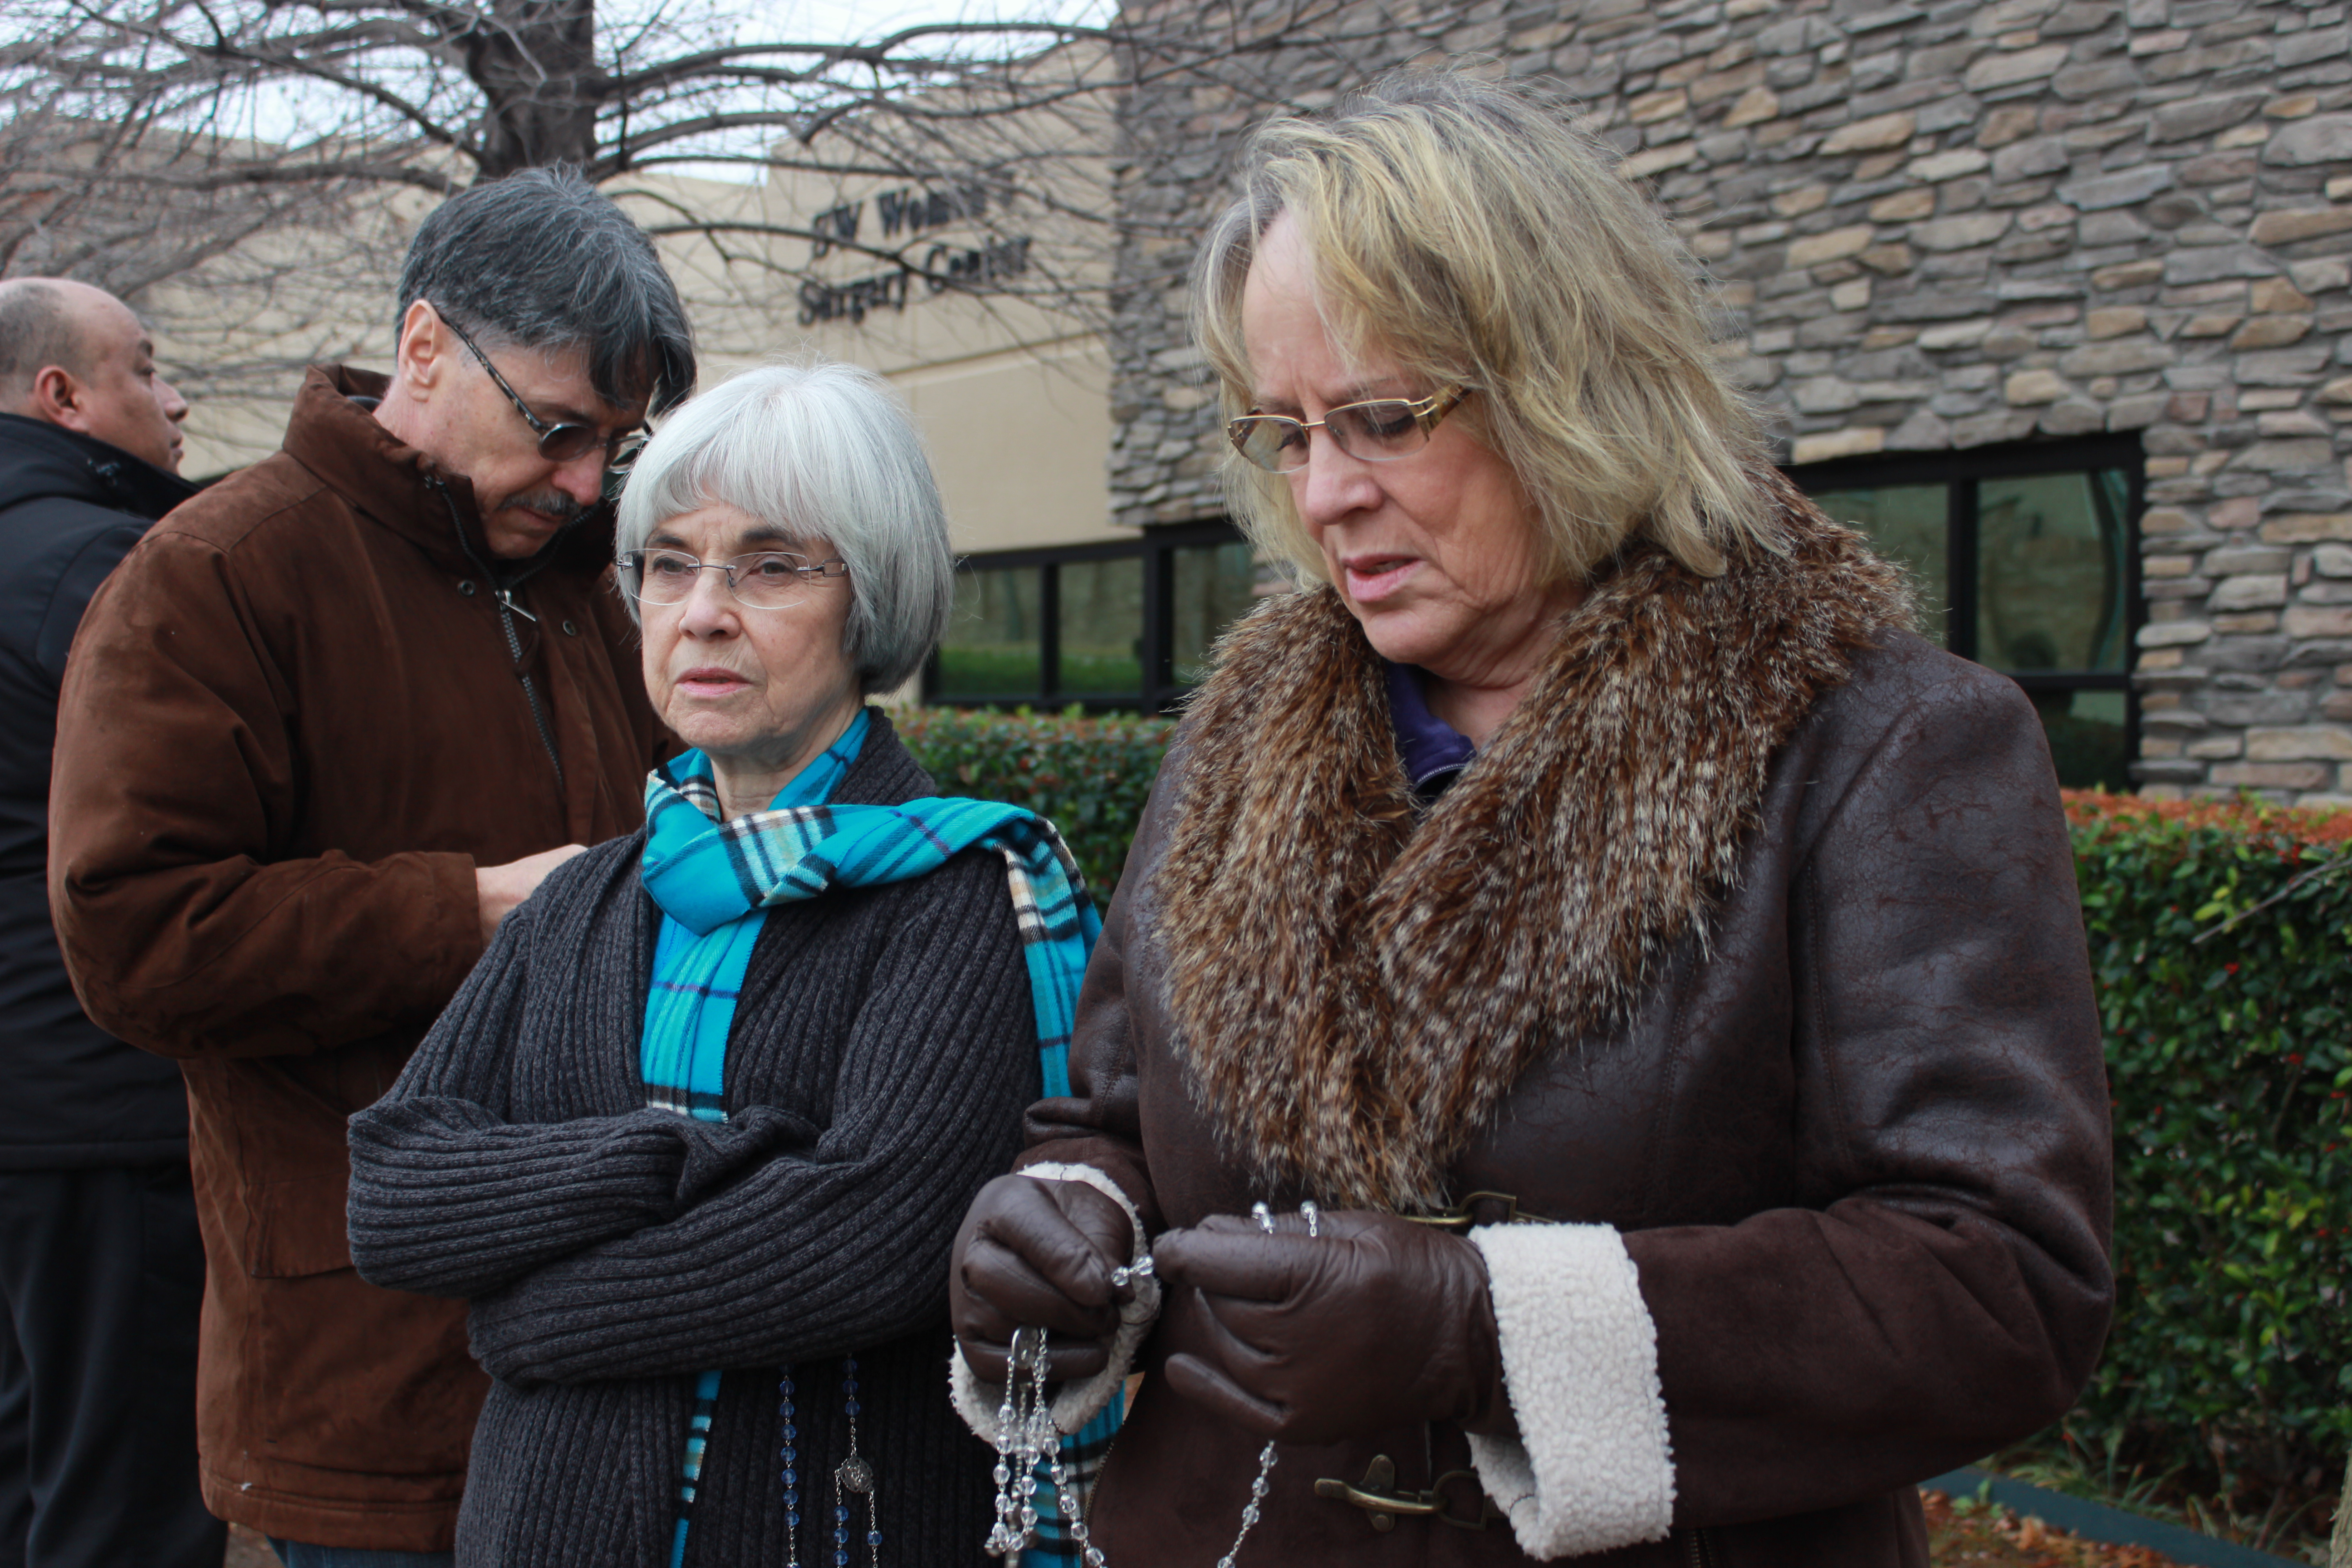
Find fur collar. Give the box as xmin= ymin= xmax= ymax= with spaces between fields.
xmin=1153 ymin=471 xmax=1911 ymax=1210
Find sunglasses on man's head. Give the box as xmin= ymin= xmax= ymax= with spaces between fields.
xmin=437 ymin=311 xmax=648 ymax=472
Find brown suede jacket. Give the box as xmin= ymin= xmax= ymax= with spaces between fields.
xmin=49 ymin=367 xmax=668 ymax=1551
xmin=1002 ymin=504 xmax=2113 ymax=1568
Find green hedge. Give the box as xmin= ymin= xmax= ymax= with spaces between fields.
xmin=899 ymin=706 xmax=2350 ymax=1528
xmin=895 ymin=705 xmax=1172 ymax=908
xmin=2062 ymin=793 xmax=2351 ymax=1525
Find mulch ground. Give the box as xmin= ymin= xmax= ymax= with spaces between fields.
xmin=220 ymin=1490 xmax=2206 ymax=1566
xmin=1926 ymin=1488 xmax=2190 ymax=1568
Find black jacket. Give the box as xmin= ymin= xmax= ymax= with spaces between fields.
xmin=0 ymin=413 xmax=195 ymax=1166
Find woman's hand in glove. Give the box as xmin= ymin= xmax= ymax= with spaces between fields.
xmin=1151 ymin=1209 xmax=1505 ymax=1446
xmin=951 ymin=1173 xmax=1136 ymax=1384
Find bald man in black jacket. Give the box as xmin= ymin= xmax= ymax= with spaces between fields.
xmin=0 ymin=277 xmax=219 ymax=1568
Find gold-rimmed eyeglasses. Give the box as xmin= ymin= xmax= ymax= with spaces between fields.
xmin=617 ymin=548 xmax=847 ymax=610
xmin=1226 ymin=387 xmax=1470 ymax=474
xmin=439 ymin=310 xmax=648 ymax=474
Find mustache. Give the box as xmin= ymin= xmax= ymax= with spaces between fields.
xmin=495 ymin=489 xmax=590 ymax=525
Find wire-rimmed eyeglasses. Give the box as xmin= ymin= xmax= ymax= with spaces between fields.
xmin=1225 ymin=386 xmax=1469 ymax=474
xmin=617 ymin=548 xmax=848 ymax=610
xmin=438 ymin=310 xmax=648 ymax=473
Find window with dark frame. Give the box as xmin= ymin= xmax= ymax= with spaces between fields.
xmin=1788 ymin=434 xmax=2142 ymax=793
xmin=925 ymin=520 xmax=1259 ymax=714
xmin=928 ymin=437 xmax=2143 ymax=793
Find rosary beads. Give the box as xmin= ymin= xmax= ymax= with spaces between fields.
xmin=779 ymin=1371 xmax=800 ymax=1566
xmin=985 ymin=1201 xmax=1316 ymax=1567
xmin=779 ymin=1362 xmax=882 ymax=1568
xmin=835 ymin=1355 xmax=881 ymax=1568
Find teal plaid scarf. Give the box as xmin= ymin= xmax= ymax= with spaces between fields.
xmin=639 ymin=708 xmax=1114 ymax=1564
xmin=640 ymin=710 xmax=870 ymax=1127
xmin=644 ymin=709 xmax=867 ymax=1568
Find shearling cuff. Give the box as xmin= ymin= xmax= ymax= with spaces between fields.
xmin=1464 ymin=1222 xmax=1676 ymax=1560
xmin=950 ymin=1162 xmax=1161 ymax=1441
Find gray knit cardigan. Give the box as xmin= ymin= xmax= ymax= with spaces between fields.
xmin=348 ymin=718 xmax=1037 ymax=1567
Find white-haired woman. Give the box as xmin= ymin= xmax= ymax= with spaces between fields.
xmin=946 ymin=71 xmax=2112 ymax=1568
xmin=348 ymin=358 xmax=1096 ymax=1567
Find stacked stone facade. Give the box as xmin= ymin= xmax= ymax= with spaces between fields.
xmin=1107 ymin=0 xmax=2352 ymax=801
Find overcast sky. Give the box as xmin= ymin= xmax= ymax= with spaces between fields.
xmin=204 ymin=0 xmax=1111 ymax=179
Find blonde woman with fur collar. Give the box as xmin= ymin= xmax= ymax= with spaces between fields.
xmin=946 ymin=69 xmax=2112 ymax=1568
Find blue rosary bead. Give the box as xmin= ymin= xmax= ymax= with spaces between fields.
xmin=778 ymin=1367 xmax=801 ymax=1568
xmin=834 ymin=1353 xmax=876 ymax=1568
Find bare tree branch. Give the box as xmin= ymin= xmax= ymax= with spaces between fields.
xmin=0 ymin=0 xmax=1452 ymax=419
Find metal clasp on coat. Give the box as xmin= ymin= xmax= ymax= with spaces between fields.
xmin=1400 ymin=1191 xmax=1526 ymax=1232
xmin=1313 ymin=1455 xmax=1502 ymax=1532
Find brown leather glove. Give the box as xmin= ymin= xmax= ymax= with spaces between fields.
xmin=951 ymin=1173 xmax=1135 ymax=1383
xmin=1152 ymin=1208 xmax=1506 ymax=1446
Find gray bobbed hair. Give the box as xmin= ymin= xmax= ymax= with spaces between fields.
xmin=614 ymin=357 xmax=954 ymax=697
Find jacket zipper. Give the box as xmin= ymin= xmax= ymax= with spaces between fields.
xmin=1682 ymin=1524 xmax=1717 ymax=1568
xmin=433 ymin=479 xmax=565 ymax=790
xmin=492 ymin=588 xmax=564 ymax=791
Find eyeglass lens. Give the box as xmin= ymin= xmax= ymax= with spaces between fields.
xmin=1230 ymin=399 xmax=1436 ymax=473
xmin=622 ymin=550 xmax=839 ymax=609
xmin=540 ymin=425 xmax=647 ymax=469
xmin=441 ymin=311 xmax=643 ymax=471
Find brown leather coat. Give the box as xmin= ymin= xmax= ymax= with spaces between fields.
xmin=1015 ymin=528 xmax=2112 ymax=1566
xmin=49 ymin=367 xmax=667 ymax=1550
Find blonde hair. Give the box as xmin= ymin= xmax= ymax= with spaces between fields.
xmin=1193 ymin=69 xmax=1771 ymax=585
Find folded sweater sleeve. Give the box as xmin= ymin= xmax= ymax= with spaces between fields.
xmin=346 ymin=860 xmax=818 ymax=1299
xmin=463 ymin=848 xmax=1039 ymax=1386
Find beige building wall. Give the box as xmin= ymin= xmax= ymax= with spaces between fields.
xmin=887 ymin=337 xmax=1114 ymax=552
xmin=646 ymin=128 xmax=1117 ymax=556
xmin=162 ymin=128 xmax=1115 ymax=561
xmin=698 ymin=322 xmax=1116 ymax=557
xmin=154 ymin=178 xmax=431 ymax=478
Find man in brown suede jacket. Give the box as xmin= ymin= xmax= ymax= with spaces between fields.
xmin=49 ymin=169 xmax=691 ymax=1563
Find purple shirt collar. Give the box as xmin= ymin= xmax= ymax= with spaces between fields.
xmin=1384 ymin=661 xmax=1477 ymax=794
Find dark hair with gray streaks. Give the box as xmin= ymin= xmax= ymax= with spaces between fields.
xmin=0 ymin=280 xmax=83 ymax=402
xmin=396 ymin=167 xmax=697 ymax=415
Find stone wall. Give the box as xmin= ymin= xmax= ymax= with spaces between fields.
xmin=1106 ymin=0 xmax=2352 ymax=800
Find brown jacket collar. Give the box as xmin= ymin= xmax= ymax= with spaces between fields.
xmin=280 ymin=364 xmax=614 ymax=583
xmin=1155 ymin=470 xmax=1913 ymax=1210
